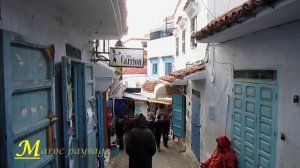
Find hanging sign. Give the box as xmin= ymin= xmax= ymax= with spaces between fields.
xmin=109 ymin=48 xmax=144 ymax=67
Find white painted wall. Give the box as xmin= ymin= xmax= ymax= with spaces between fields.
xmin=0 ymin=1 xmax=93 ymax=64
xmin=0 ymin=2 xmax=121 ymax=167
xmin=122 ymin=74 xmax=148 ymax=88
xmin=148 ymin=36 xmax=176 ymax=58
xmin=200 ymin=21 xmax=300 ymax=167
xmin=147 ymin=36 xmax=176 ymax=79
xmin=123 ymin=39 xmax=148 ymax=49
xmin=172 ymin=0 xmax=207 ymax=70
xmin=185 ymin=79 xmax=206 ymax=160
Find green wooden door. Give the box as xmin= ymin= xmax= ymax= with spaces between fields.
xmin=172 ymin=94 xmax=186 ymax=137
xmin=232 ymin=82 xmax=277 ymax=168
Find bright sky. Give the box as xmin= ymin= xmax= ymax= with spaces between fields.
xmin=122 ymin=0 xmax=178 ymax=40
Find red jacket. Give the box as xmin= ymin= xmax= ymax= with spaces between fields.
xmin=202 ymin=136 xmax=237 ymax=168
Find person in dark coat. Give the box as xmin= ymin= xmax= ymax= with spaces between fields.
xmin=148 ymin=114 xmax=155 ymax=134
xmin=115 ymin=116 xmax=125 ymax=150
xmin=126 ymin=113 xmax=156 ymax=168
xmin=154 ymin=115 xmax=163 ymax=152
xmin=162 ymin=114 xmax=170 ymax=148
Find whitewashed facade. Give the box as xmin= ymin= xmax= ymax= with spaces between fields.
xmin=193 ymin=0 xmax=300 ymax=167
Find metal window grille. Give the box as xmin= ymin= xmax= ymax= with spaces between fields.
xmin=234 ymin=70 xmax=277 ymax=80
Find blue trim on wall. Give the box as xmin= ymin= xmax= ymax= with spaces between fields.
xmin=149 ymin=58 xmax=159 ymax=63
xmin=162 ymin=57 xmax=174 ymax=75
xmin=162 ymin=56 xmax=174 ymax=63
xmin=149 ymin=58 xmax=159 ymax=76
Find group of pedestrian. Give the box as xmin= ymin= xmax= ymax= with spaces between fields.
xmin=123 ymin=113 xmax=237 ymax=168
xmin=149 ymin=113 xmax=170 ymax=152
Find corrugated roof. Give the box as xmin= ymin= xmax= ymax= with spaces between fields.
xmin=159 ymin=63 xmax=206 ymax=83
xmin=148 ymin=98 xmax=172 ymax=105
xmin=192 ymin=0 xmax=277 ymax=40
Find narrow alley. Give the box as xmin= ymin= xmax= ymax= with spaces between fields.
xmin=2 ymin=0 xmax=300 ymax=168
xmin=106 ymin=140 xmax=199 ymax=168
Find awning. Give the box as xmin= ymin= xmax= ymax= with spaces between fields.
xmin=154 ymin=83 xmax=181 ymax=98
xmin=94 ymin=62 xmax=116 ymax=92
xmin=159 ymin=78 xmax=188 ymax=86
xmin=183 ymin=69 xmax=207 ymax=80
xmin=123 ymin=92 xmax=148 ymax=101
xmin=148 ymin=98 xmax=172 ymax=105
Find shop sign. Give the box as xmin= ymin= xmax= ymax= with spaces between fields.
xmin=109 ymin=48 xmax=144 ymax=67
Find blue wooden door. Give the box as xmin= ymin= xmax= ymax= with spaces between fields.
xmin=97 ymin=95 xmax=105 ymax=168
xmin=62 ymin=57 xmax=84 ymax=168
xmin=0 ymin=30 xmax=55 ymax=167
xmin=83 ymin=64 xmax=97 ymax=168
xmin=172 ymin=94 xmax=186 ymax=137
xmin=191 ymin=93 xmax=201 ymax=161
xmin=232 ymin=82 xmax=277 ymax=168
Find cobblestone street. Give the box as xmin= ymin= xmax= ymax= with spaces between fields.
xmin=105 ymin=140 xmax=199 ymax=168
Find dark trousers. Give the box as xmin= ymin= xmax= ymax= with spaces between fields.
xmin=155 ymin=133 xmax=162 ymax=149
xmin=117 ymin=133 xmax=124 ymax=150
xmin=162 ymin=131 xmax=168 ymax=146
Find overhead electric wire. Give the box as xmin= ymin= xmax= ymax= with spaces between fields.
xmin=199 ymin=0 xmax=216 ymax=19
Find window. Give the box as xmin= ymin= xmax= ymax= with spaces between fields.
xmin=165 ymin=62 xmax=172 ymax=75
xmin=233 ymin=70 xmax=277 ymax=80
xmin=191 ymin=16 xmax=197 ymax=33
xmin=152 ymin=63 xmax=158 ymax=75
xmin=150 ymin=31 xmax=162 ymax=40
xmin=66 ymin=44 xmax=81 ymax=59
xmin=176 ymin=38 xmax=179 ymax=56
xmin=150 ymin=28 xmax=174 ymax=40
xmin=190 ymin=16 xmax=197 ymax=48
xmin=182 ymin=30 xmax=186 ymax=54
xmin=142 ymin=42 xmax=147 ymax=48
xmin=150 ymin=58 xmax=159 ymax=76
xmin=163 ymin=56 xmax=174 ymax=75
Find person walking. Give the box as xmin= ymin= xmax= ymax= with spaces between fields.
xmin=148 ymin=114 xmax=156 ymax=134
xmin=154 ymin=115 xmax=163 ymax=152
xmin=126 ymin=113 xmax=156 ymax=168
xmin=200 ymin=135 xmax=237 ymax=168
xmin=115 ymin=116 xmax=125 ymax=150
xmin=162 ymin=114 xmax=170 ymax=148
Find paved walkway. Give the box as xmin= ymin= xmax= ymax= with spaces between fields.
xmin=105 ymin=140 xmax=199 ymax=168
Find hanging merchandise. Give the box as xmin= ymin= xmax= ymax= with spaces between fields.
xmin=106 ymin=109 xmax=113 ymax=127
